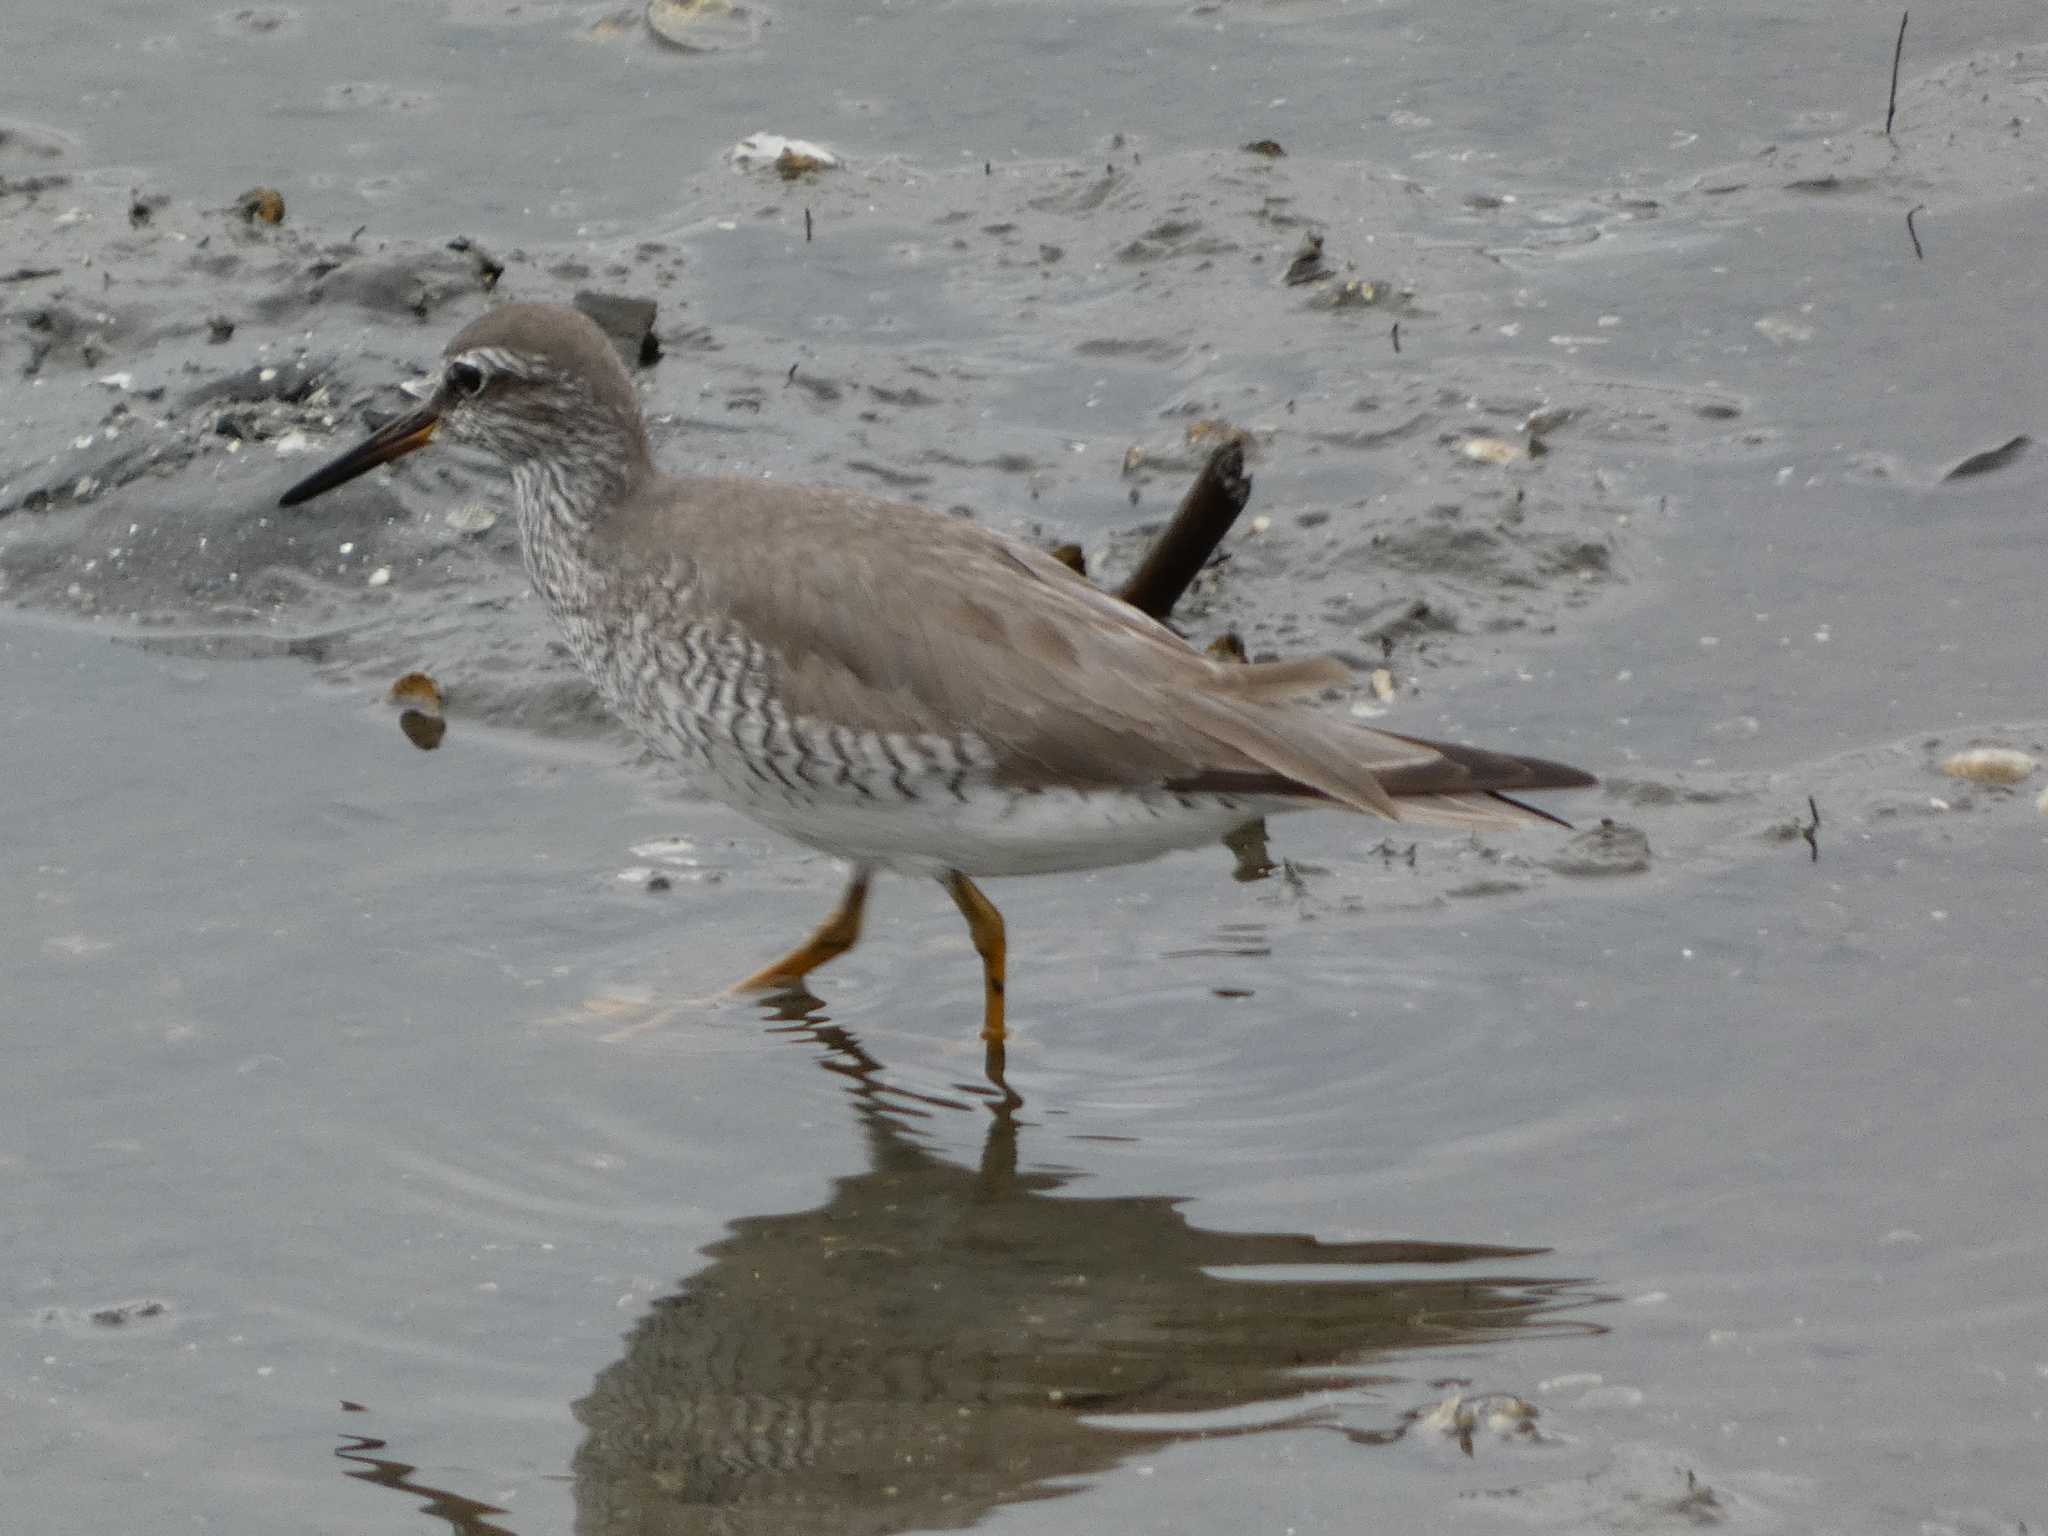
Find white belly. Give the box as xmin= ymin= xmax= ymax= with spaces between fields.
xmin=737 ymin=780 xmax=1278 ymax=878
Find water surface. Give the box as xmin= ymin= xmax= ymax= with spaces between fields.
xmin=5 ymin=2 xmax=2048 ymax=1532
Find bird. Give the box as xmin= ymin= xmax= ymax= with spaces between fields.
xmin=279 ymin=302 xmax=1594 ymax=1051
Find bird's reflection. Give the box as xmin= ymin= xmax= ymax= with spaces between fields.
xmin=567 ymin=1006 xmax=1603 ymax=1535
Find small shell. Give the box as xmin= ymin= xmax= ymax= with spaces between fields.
xmin=389 ymin=671 xmax=444 ymax=713
xmin=1184 ymin=417 xmax=1251 ymax=450
xmin=648 ymin=0 xmax=763 ymax=52
xmin=235 ymin=187 xmax=285 ymax=225
xmin=391 ymin=671 xmax=447 ymax=752
xmin=774 ymin=147 xmax=832 ymax=180
xmin=729 ymin=133 xmax=839 ymax=174
xmin=1462 ymin=436 xmax=1521 ymax=465
xmin=1369 ymin=667 xmax=1396 ymax=702
xmin=1418 ymin=1394 xmax=1473 ymax=1437
xmin=1940 ymin=747 xmax=2036 ymax=785
xmin=399 ymin=711 xmax=447 ymax=751
xmin=1483 ymin=1395 xmax=1538 ymax=1432
xmin=1317 ymin=277 xmax=1390 ymax=308
xmin=444 ymin=501 xmax=500 ymax=535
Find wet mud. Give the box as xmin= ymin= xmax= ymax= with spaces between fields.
xmin=3 ymin=146 xmax=1653 ymax=743
xmin=6 ymin=4 xmax=2048 ymax=1535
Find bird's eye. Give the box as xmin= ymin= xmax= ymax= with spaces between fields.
xmin=447 ymin=360 xmax=486 ymax=398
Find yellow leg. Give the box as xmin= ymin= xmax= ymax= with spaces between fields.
xmin=982 ymin=1035 xmax=1016 ymax=1105
xmin=942 ymin=870 xmax=1007 ymax=1043
xmin=732 ymin=867 xmax=873 ymax=993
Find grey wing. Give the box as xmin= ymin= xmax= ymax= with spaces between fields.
xmin=650 ymin=477 xmax=1591 ymax=827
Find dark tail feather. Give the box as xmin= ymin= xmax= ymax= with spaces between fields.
xmin=1485 ymin=790 xmax=1578 ymax=830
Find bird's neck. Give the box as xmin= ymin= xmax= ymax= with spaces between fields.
xmin=512 ymin=413 xmax=652 ymax=522
xmin=509 ymin=446 xmax=643 ymax=614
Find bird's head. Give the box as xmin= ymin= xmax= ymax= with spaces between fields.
xmin=278 ymin=303 xmax=647 ymax=508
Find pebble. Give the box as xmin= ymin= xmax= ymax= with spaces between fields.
xmin=444 ymin=502 xmax=499 ymax=535
xmin=1462 ymin=436 xmax=1520 ymax=464
xmin=1941 ymin=747 xmax=2035 ymax=786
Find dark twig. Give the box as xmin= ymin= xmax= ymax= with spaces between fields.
xmin=1886 ymin=11 xmax=1908 ymax=137
xmin=1800 ymin=796 xmax=1820 ymax=862
xmin=804 ymin=207 xmax=813 ymax=243
xmin=1115 ymin=442 xmax=1252 ymax=621
xmin=1390 ymin=321 xmax=1401 ymax=354
xmin=1905 ymin=204 xmax=1925 ymax=259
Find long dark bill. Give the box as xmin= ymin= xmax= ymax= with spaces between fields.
xmin=277 ymin=399 xmax=443 ymax=508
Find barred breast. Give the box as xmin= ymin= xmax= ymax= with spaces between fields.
xmin=522 ymin=536 xmax=1257 ymax=877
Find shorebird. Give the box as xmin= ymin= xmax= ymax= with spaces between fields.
xmin=280 ymin=303 xmax=1593 ymax=1049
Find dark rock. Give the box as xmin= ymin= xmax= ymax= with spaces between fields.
xmin=1943 ymin=434 xmax=2029 ymax=482
xmin=574 ymin=292 xmax=661 ymax=368
xmin=89 ymin=1300 xmax=169 ymax=1327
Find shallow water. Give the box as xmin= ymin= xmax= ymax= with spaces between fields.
xmin=6 ymin=1 xmax=2048 ymax=1532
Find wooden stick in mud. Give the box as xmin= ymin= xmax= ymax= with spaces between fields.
xmin=1115 ymin=442 xmax=1252 ymax=621
xmin=1118 ymin=442 xmax=1268 ymax=875
xmin=1886 ymin=11 xmax=1908 ymax=137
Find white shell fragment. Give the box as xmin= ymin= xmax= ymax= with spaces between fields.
xmin=1418 ymin=1391 xmax=1540 ymax=1451
xmin=444 ymin=502 xmax=500 ymax=535
xmin=1940 ymin=747 xmax=2036 ymax=786
xmin=647 ymin=0 xmax=763 ymax=52
xmin=729 ymin=134 xmax=840 ymax=174
xmin=1461 ymin=436 xmax=1521 ymax=464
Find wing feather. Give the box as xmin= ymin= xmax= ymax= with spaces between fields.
xmin=613 ymin=475 xmax=1592 ymax=824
